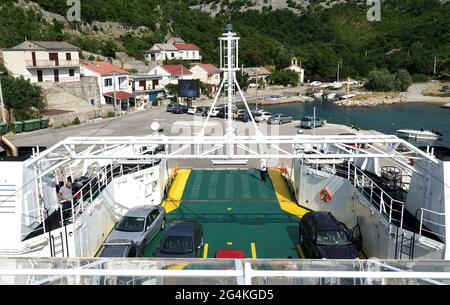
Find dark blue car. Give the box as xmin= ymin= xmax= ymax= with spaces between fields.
xmin=299 ymin=211 xmax=362 ymax=259
xmin=154 ymin=222 xmax=204 ymax=258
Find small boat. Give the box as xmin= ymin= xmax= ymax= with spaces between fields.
xmin=313 ymin=92 xmax=324 ymax=99
xmin=329 ymin=82 xmax=343 ymax=90
xmin=396 ymin=129 xmax=442 ymax=140
xmin=326 ymin=93 xmax=336 ymax=100
xmin=340 ymin=94 xmax=356 ymax=100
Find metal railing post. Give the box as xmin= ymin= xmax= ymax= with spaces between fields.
xmin=419 ymin=209 xmax=424 ymax=235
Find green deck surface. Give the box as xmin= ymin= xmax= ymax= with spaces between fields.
xmin=144 ymin=170 xmax=300 ymax=258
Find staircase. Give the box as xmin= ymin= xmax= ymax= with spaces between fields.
xmin=0 ymin=184 xmax=16 ymax=214
xmin=39 ymin=82 xmax=97 ymax=113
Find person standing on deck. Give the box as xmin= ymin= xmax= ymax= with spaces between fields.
xmin=260 ymin=158 xmax=268 ymax=182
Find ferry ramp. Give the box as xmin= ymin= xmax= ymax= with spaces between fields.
xmin=145 ymin=169 xmax=309 ymax=259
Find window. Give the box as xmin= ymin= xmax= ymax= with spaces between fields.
xmin=161 ymin=236 xmax=193 ymax=254
xmin=171 ymin=52 xmax=175 ymax=58
xmin=66 ymin=53 xmax=72 ymax=61
xmin=150 ymin=209 xmax=159 ymax=222
xmin=69 ymin=69 xmax=75 ymax=77
xmin=119 ymin=76 xmax=127 ymax=90
xmin=115 ymin=217 xmax=145 ymax=232
xmin=316 ymin=231 xmax=350 ymax=246
xmin=139 ymin=80 xmax=146 ymax=88
xmin=127 ymin=246 xmax=137 ymax=258
xmin=104 ymin=78 xmax=113 ymax=87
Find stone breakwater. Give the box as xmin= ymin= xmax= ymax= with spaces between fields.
xmin=257 ymin=96 xmax=315 ymax=105
xmin=333 ymin=94 xmax=405 ymax=107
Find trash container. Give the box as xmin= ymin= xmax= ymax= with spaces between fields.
xmin=40 ymin=118 xmax=49 ymax=129
xmin=0 ymin=122 xmax=7 ymax=135
xmin=32 ymin=119 xmax=41 ymax=131
xmin=23 ymin=120 xmax=35 ymax=132
xmin=10 ymin=121 xmax=23 ymax=134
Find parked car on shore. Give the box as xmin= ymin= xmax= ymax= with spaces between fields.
xmin=166 ymin=103 xmax=179 ymax=112
xmin=172 ymin=104 xmax=189 ymax=114
xmin=204 ymin=106 xmax=221 ymax=117
xmin=309 ymin=81 xmax=322 ymax=87
xmin=238 ymin=112 xmax=251 ymax=122
xmin=268 ymin=114 xmax=293 ymax=125
xmin=154 ymin=221 xmax=204 ymax=258
xmin=188 ymin=106 xmax=201 ymax=115
xmin=254 ymin=112 xmax=272 ymax=123
xmin=299 ymin=211 xmax=362 ymax=259
xmin=105 ymin=205 xmax=166 ymax=255
xmin=300 ymin=116 xmax=325 ymax=129
xmin=234 ymin=109 xmax=248 ymax=120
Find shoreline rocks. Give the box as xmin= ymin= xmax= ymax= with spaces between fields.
xmin=333 ymin=94 xmax=405 ymax=107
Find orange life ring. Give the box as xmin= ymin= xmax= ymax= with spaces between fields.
xmin=320 ymin=188 xmax=333 ymax=203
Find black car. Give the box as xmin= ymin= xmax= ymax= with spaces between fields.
xmin=154 ymin=221 xmax=204 ymax=258
xmin=172 ymin=104 xmax=189 ymax=114
xmin=299 ymin=211 xmax=362 ymax=259
xmin=166 ymin=103 xmax=179 ymax=112
xmin=98 ymin=239 xmax=139 ymax=257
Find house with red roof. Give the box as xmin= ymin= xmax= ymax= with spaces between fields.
xmin=81 ymin=61 xmax=133 ymax=107
xmin=145 ymin=38 xmax=202 ymax=63
xmin=159 ymin=64 xmax=193 ymax=85
xmin=190 ymin=64 xmax=222 ymax=93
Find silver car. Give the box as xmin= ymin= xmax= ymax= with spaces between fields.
xmin=268 ymin=114 xmax=293 ymax=125
xmin=106 ymin=205 xmax=166 ymax=254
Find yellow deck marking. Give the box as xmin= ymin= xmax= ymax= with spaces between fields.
xmin=167 ymin=263 xmax=190 ymax=270
xmin=161 ymin=169 xmax=192 ymax=213
xmin=251 ymin=242 xmax=257 ymax=259
xmin=227 ymin=208 xmax=232 ymax=211
xmin=268 ymin=169 xmax=309 ymax=218
xmin=227 ymin=241 xmax=233 ymax=246
xmin=296 ymin=244 xmax=305 ymax=259
xmin=203 ymin=243 xmax=209 ymax=258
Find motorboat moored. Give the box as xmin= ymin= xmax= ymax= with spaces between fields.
xmin=396 ymin=129 xmax=442 ymax=140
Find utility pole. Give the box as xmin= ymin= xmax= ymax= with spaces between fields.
xmin=0 ymin=72 xmax=6 ymax=123
xmin=113 ymin=72 xmax=117 ymax=115
xmin=337 ymin=59 xmax=343 ymax=83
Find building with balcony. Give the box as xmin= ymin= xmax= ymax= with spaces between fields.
xmin=80 ymin=61 xmax=133 ymax=107
xmin=190 ymin=64 xmax=221 ymax=93
xmin=1 ymin=41 xmax=81 ymax=83
xmin=131 ymin=65 xmax=171 ymax=104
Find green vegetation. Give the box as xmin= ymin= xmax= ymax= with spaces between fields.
xmin=0 ymin=66 xmax=45 ymax=122
xmin=0 ymin=0 xmax=449 ymax=81
xmin=163 ymin=59 xmax=191 ymax=69
xmin=267 ymin=70 xmax=299 ymax=87
xmin=366 ymin=69 xmax=412 ymax=92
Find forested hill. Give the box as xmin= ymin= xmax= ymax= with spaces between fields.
xmin=1 ymin=0 xmax=449 ymax=81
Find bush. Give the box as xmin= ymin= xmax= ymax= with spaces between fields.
xmin=412 ymin=74 xmax=428 ymax=83
xmin=72 ymin=117 xmax=81 ymax=125
xmin=267 ymin=70 xmax=299 ymax=87
xmin=366 ymin=69 xmax=412 ymax=92
xmin=394 ymin=69 xmax=412 ymax=91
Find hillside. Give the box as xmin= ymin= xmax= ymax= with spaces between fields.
xmin=1 ymin=0 xmax=450 ymax=81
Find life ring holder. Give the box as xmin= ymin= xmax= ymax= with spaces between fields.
xmin=320 ymin=188 xmax=333 ymax=203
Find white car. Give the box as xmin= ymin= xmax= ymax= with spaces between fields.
xmin=309 ymin=81 xmax=322 ymax=87
xmin=208 ymin=107 xmax=221 ymax=117
xmin=254 ymin=112 xmax=272 ymax=123
xmin=248 ymin=83 xmax=258 ymax=89
xmin=188 ymin=106 xmax=200 ymax=115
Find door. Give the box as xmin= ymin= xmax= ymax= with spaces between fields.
xmin=32 ymin=52 xmax=36 ymax=66
xmin=53 ymin=69 xmax=59 ymax=82
xmin=148 ymin=209 xmax=161 ymax=240
xmin=152 ymin=79 xmax=159 ymax=89
xmin=37 ymin=70 xmax=43 ymax=82
xmin=350 ymin=225 xmax=363 ymax=252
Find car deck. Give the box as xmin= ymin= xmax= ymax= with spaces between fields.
xmin=143 ymin=169 xmax=310 ymax=258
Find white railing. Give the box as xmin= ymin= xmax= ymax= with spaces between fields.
xmin=0 ymin=259 xmax=450 ymax=285
xmin=336 ymin=162 xmax=405 ymax=228
xmin=26 ymin=60 xmax=80 ymax=68
xmin=418 ymin=208 xmax=446 ymax=239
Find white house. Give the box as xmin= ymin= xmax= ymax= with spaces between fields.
xmin=2 ymin=41 xmax=81 ymax=83
xmin=160 ymin=64 xmax=193 ymax=85
xmin=284 ymin=57 xmax=305 ymax=84
xmin=145 ymin=39 xmax=202 ymax=63
xmin=145 ymin=44 xmax=180 ymax=63
xmin=174 ymin=43 xmax=202 ymax=61
xmin=190 ymin=64 xmax=221 ymax=93
xmin=131 ymin=65 xmax=171 ymax=104
xmin=80 ymin=61 xmax=133 ymax=107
